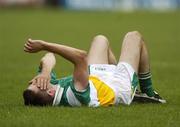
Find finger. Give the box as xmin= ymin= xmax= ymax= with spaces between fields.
xmin=24 ymin=44 xmax=30 ymax=50
xmin=43 ymin=79 xmax=47 ymax=90
xmin=24 ymin=44 xmax=32 ymax=50
xmin=28 ymin=38 xmax=35 ymax=44
xmin=40 ymin=78 xmax=44 ymax=90
xmin=24 ymin=44 xmax=36 ymax=53
xmin=31 ymin=80 xmax=36 ymax=86
xmin=37 ymin=78 xmax=41 ymax=87
xmin=24 ymin=47 xmax=30 ymax=52
xmin=28 ymin=38 xmax=32 ymax=43
xmin=41 ymin=78 xmax=46 ymax=90
xmin=47 ymin=78 xmax=50 ymax=85
xmin=28 ymin=79 xmax=35 ymax=84
xmin=45 ymin=79 xmax=50 ymax=89
xmin=28 ymin=80 xmax=32 ymax=84
xmin=26 ymin=42 xmax=32 ymax=47
xmin=24 ymin=48 xmax=34 ymax=53
xmin=24 ymin=48 xmax=35 ymax=52
xmin=45 ymin=78 xmax=50 ymax=90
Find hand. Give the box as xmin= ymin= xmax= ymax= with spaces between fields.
xmin=29 ymin=73 xmax=51 ymax=90
xmin=24 ymin=38 xmax=46 ymax=53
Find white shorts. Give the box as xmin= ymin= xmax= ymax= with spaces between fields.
xmin=89 ymin=62 xmax=138 ymax=105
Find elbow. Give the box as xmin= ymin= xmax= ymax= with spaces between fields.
xmin=76 ymin=50 xmax=88 ymax=64
xmin=46 ymin=52 xmax=55 ymax=59
xmin=80 ymin=50 xmax=88 ymax=58
xmin=79 ymin=50 xmax=88 ymax=61
xmin=40 ymin=52 xmax=56 ymax=64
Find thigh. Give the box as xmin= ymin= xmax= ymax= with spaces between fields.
xmin=119 ymin=31 xmax=142 ymax=73
xmin=88 ymin=35 xmax=109 ymax=65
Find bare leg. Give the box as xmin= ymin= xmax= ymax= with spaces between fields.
xmin=119 ymin=31 xmax=166 ymax=103
xmin=88 ymin=35 xmax=117 ymax=65
xmin=119 ymin=31 xmax=150 ymax=74
xmin=138 ymin=41 xmax=150 ymax=73
xmin=108 ymin=47 xmax=117 ymax=65
xmin=119 ymin=31 xmax=155 ymax=97
xmin=119 ymin=31 xmax=143 ymax=73
xmin=88 ymin=35 xmax=109 ymax=64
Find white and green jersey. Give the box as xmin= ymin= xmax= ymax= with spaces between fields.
xmin=51 ymin=75 xmax=91 ymax=107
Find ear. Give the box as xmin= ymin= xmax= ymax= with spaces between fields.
xmin=47 ymin=89 xmax=56 ymax=97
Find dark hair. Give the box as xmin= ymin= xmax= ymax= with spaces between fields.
xmin=23 ymin=89 xmax=53 ymax=106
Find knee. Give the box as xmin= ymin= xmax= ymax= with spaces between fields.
xmin=124 ymin=31 xmax=143 ymax=45
xmin=125 ymin=31 xmax=142 ymax=38
xmin=93 ymin=35 xmax=109 ymax=45
xmin=125 ymin=31 xmax=142 ymax=39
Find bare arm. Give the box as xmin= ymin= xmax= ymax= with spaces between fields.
xmin=24 ymin=39 xmax=89 ymax=90
xmin=40 ymin=52 xmax=56 ymax=75
xmin=29 ymin=52 xmax=56 ymax=90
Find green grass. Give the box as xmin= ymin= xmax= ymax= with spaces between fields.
xmin=0 ymin=8 xmax=180 ymax=127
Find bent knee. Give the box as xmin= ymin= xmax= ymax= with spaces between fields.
xmin=93 ymin=35 xmax=109 ymax=45
xmin=125 ymin=31 xmax=142 ymax=39
xmin=124 ymin=31 xmax=143 ymax=46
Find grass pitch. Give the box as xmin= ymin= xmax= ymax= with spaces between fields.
xmin=0 ymin=8 xmax=180 ymax=127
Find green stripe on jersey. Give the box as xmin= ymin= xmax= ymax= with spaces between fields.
xmin=70 ymin=83 xmax=90 ymax=105
xmin=57 ymin=75 xmax=90 ymax=106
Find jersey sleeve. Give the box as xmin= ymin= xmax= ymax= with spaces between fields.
xmin=69 ymin=83 xmax=90 ymax=105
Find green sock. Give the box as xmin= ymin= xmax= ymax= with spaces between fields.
xmin=139 ymin=72 xmax=155 ymax=97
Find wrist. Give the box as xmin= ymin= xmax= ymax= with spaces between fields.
xmin=41 ymin=70 xmax=51 ymax=76
xmin=42 ymin=41 xmax=50 ymax=51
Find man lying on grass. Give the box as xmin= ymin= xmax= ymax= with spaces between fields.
xmin=23 ymin=31 xmax=166 ymax=107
